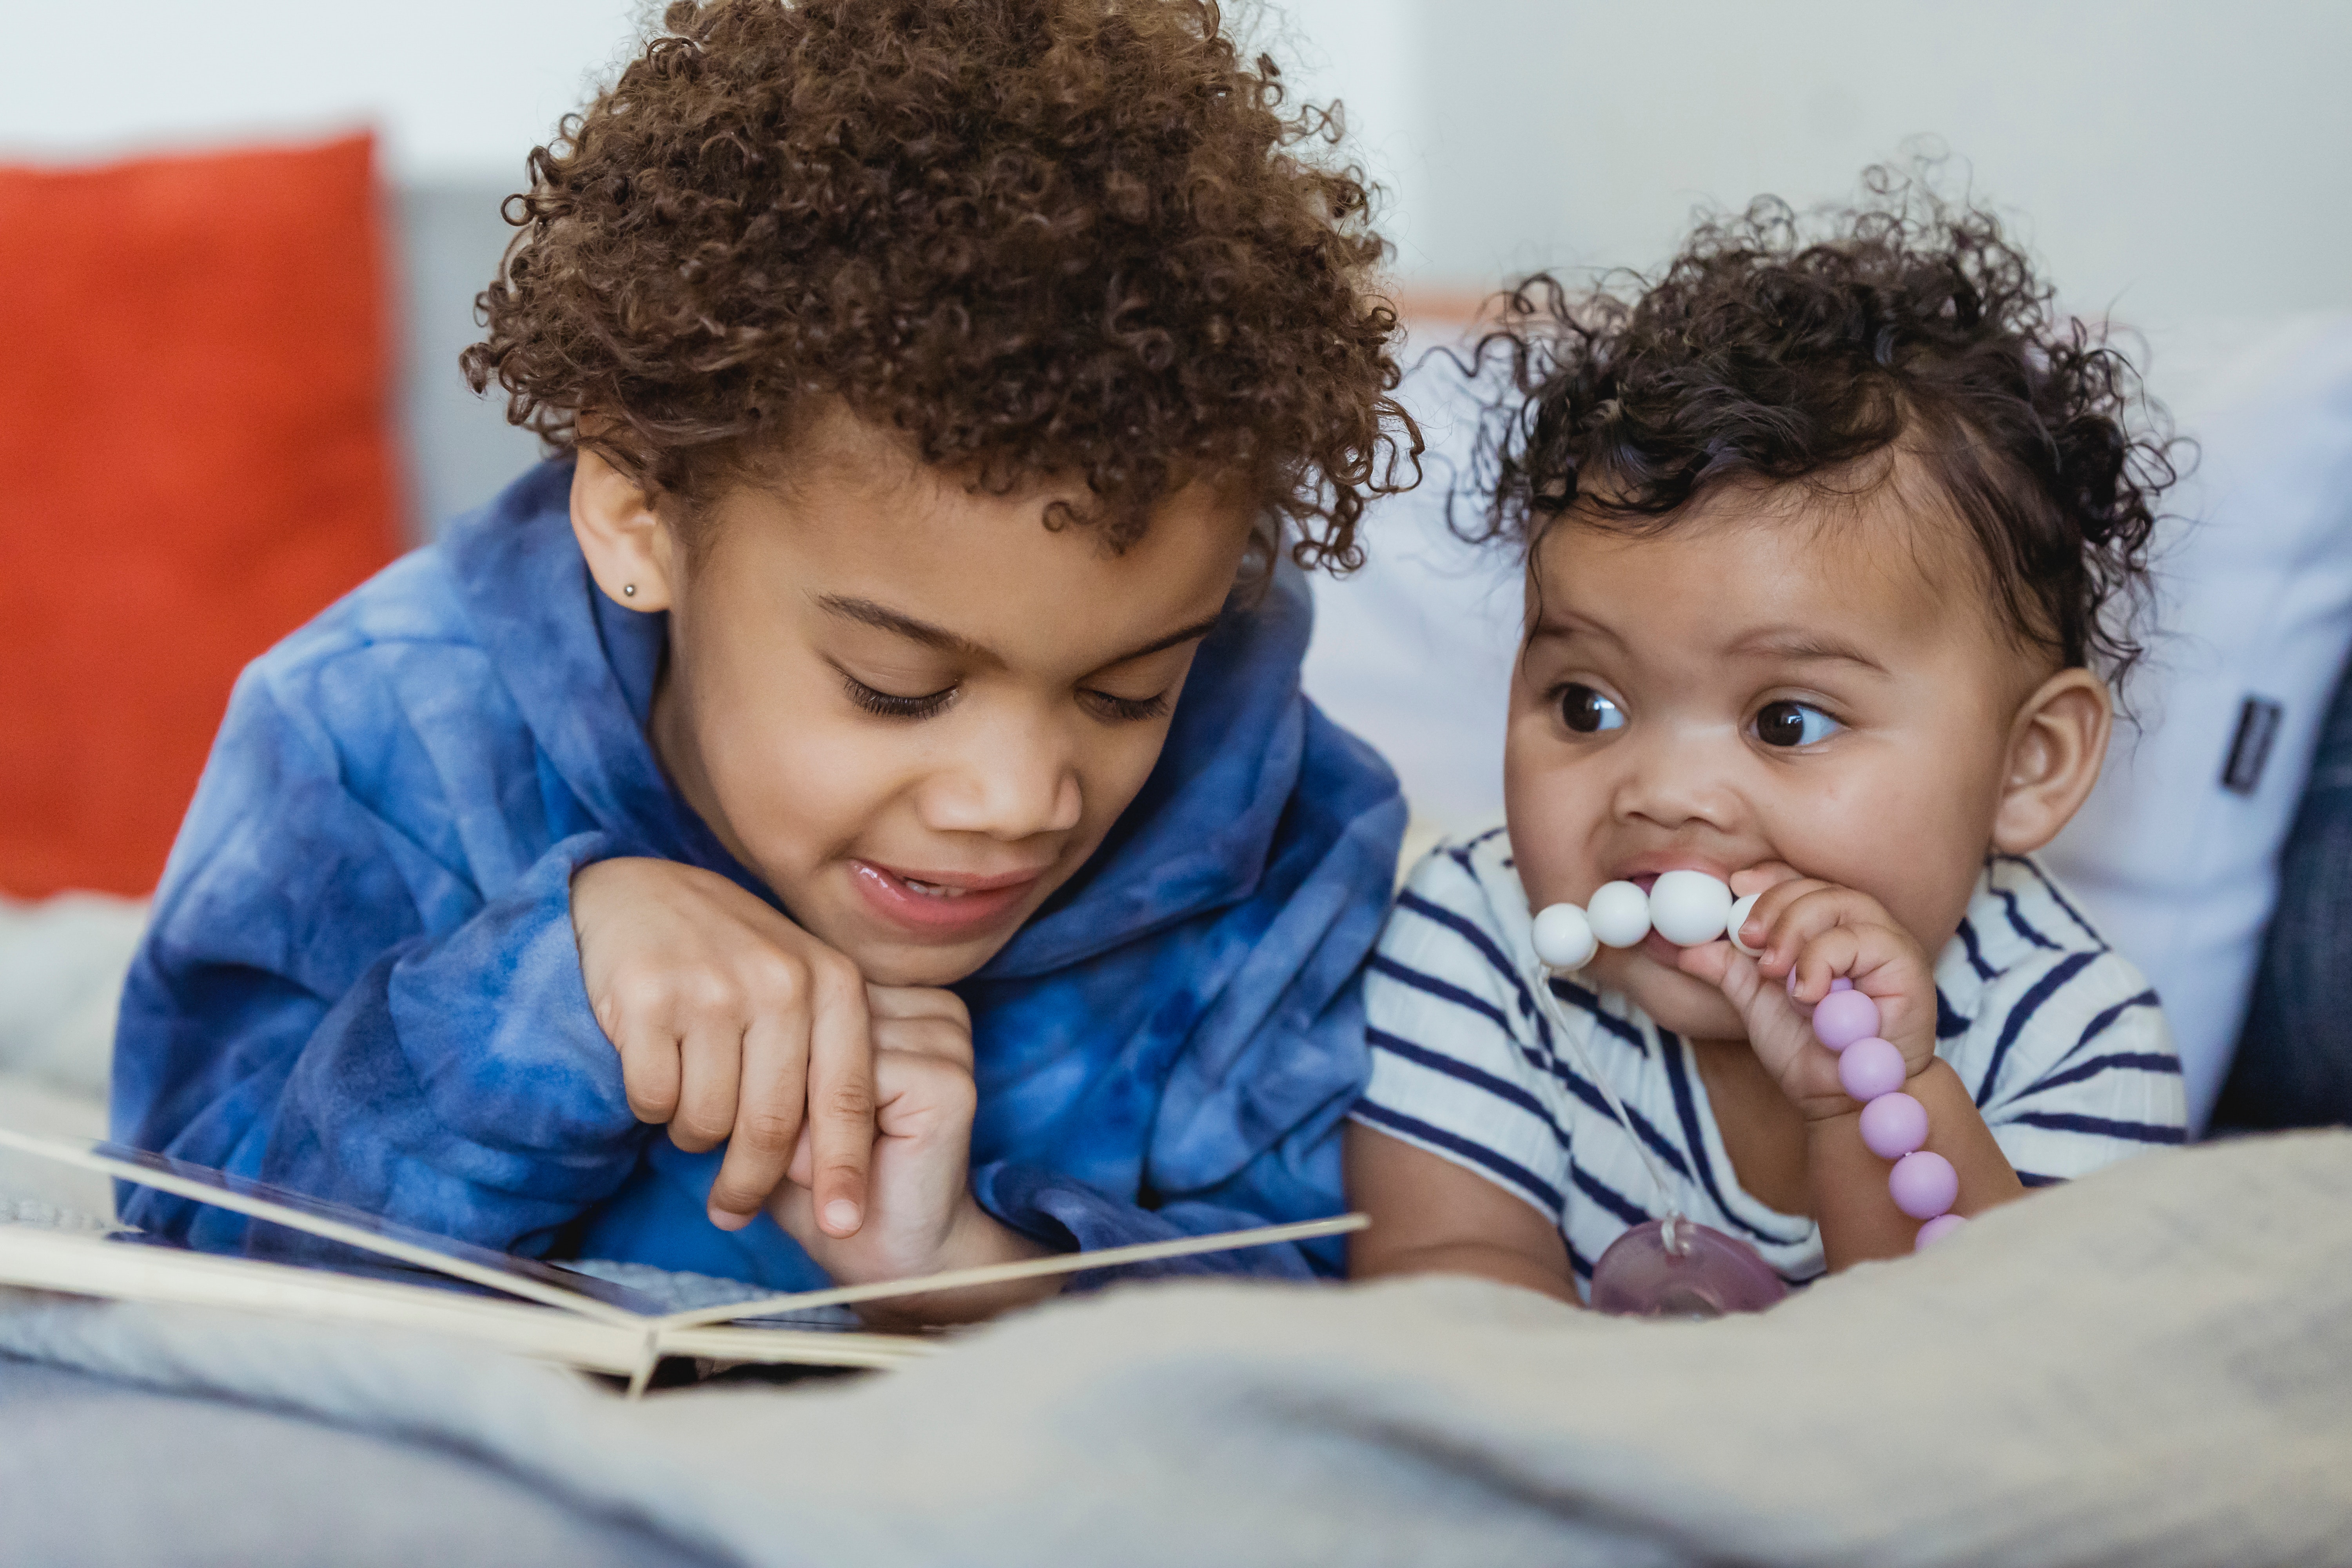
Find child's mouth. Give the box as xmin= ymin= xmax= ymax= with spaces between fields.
xmin=848 ymin=859 xmax=1043 ymax=937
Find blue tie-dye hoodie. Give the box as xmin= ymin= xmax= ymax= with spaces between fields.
xmin=111 ymin=463 xmax=1403 ymax=1289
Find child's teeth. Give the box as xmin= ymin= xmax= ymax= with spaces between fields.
xmin=903 ymin=877 xmax=966 ymax=898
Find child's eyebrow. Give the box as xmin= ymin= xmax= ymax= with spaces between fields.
xmin=816 ymin=594 xmax=1223 ymax=669
xmin=818 ymin=595 xmax=991 ymax=659
xmin=1106 ymin=613 xmax=1225 ymax=666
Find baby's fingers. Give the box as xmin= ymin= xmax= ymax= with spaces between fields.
xmin=1749 ymin=884 xmax=1896 ymax=986
xmin=1728 ymin=861 xmax=1807 ymax=900
xmin=1782 ymin=922 xmax=1869 ymax=1004
xmin=1682 ymin=942 xmax=1820 ymax=1074
xmin=1788 ymin=926 xmax=1938 ymax=1064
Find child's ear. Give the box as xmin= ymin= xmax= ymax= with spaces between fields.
xmin=1990 ymin=666 xmax=2114 ymax=855
xmin=570 ymin=448 xmax=681 ymax=612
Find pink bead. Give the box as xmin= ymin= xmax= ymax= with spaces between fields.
xmin=1829 ymin=977 xmax=1854 ymax=992
xmin=1889 ymin=1151 xmax=1959 ymax=1219
xmin=1914 ymin=1214 xmax=1967 ymax=1250
xmin=1858 ymin=1091 xmax=1929 ymax=1158
xmin=1811 ymin=987 xmax=1881 ymax=1052
xmin=1837 ymin=1036 xmax=1906 ymax=1101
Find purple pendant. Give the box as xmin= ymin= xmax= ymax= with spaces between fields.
xmin=1588 ymin=1218 xmax=1788 ymax=1318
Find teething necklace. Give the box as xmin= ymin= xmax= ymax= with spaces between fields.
xmin=1528 ymin=871 xmax=1962 ymax=1318
xmin=1811 ymin=983 xmax=1967 ymax=1248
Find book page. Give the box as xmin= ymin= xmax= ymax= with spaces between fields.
xmin=0 ymin=1126 xmax=1370 ymax=1381
xmin=0 ymin=1128 xmax=658 ymax=1322
xmin=0 ymin=1225 xmax=931 ymax=1375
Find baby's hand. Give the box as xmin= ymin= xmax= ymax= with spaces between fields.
xmin=1675 ymin=865 xmax=1939 ymax=1121
xmin=570 ymin=856 xmax=874 ymax=1234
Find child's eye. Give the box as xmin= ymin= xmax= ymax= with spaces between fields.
xmin=1753 ymin=700 xmax=1842 ymax=748
xmin=843 ymin=674 xmax=956 ymax=720
xmin=1080 ymin=689 xmax=1172 ymax=724
xmin=1557 ymin=683 xmax=1626 ymax=734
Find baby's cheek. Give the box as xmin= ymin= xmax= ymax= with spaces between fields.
xmin=1503 ymin=746 xmax=1603 ymax=909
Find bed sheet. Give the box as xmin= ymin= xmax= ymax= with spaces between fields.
xmin=5 ymin=1129 xmax=2346 ymax=1568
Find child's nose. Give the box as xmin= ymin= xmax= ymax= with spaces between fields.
xmin=920 ymin=713 xmax=1085 ymax=840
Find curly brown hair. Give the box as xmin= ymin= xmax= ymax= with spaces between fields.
xmin=461 ymin=0 xmax=1417 ymax=570
xmin=1465 ymin=170 xmax=2180 ymax=689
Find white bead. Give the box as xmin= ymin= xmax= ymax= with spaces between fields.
xmin=1648 ymin=869 xmax=1734 ymax=947
xmin=1727 ymin=891 xmax=1763 ymax=955
xmin=1586 ymin=880 xmax=1652 ymax=948
xmin=1531 ymin=903 xmax=1598 ymax=971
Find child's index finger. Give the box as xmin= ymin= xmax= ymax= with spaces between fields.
xmin=806 ymin=963 xmax=877 ymax=1238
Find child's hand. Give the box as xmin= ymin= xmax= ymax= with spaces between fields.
xmin=571 ymin=856 xmax=875 ymax=1234
xmin=768 ymin=984 xmax=1052 ymax=1322
xmin=1675 ymin=864 xmax=1940 ymax=1121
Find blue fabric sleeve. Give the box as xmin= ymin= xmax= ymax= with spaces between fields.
xmin=967 ymin=1163 xmax=1338 ymax=1281
xmin=111 ymin=672 xmax=647 ymax=1256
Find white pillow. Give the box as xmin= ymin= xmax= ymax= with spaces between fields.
xmin=1306 ymin=314 xmax=2352 ymax=1137
xmin=2044 ymin=314 xmax=2352 ymax=1132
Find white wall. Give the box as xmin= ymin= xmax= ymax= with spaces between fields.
xmin=0 ymin=0 xmax=642 ymax=181
xmin=1362 ymin=0 xmax=2352 ymax=324
xmin=5 ymin=0 xmax=2345 ymax=319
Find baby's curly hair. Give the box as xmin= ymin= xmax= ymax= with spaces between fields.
xmin=1466 ymin=169 xmax=2178 ymax=687
xmin=462 ymin=0 xmax=1415 ymax=570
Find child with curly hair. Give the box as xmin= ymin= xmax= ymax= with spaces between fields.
xmin=112 ymin=0 xmax=1416 ymax=1322
xmin=1347 ymin=180 xmax=2189 ymax=1301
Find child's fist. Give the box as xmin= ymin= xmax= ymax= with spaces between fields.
xmin=570 ymin=856 xmax=875 ymax=1234
xmin=1676 ymin=864 xmax=1939 ymax=1121
xmin=768 ymin=984 xmax=1053 ymax=1324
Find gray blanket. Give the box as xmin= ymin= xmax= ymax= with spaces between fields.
xmin=4 ymin=1130 xmax=2350 ymax=1567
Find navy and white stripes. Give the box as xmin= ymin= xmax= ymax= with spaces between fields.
xmin=1352 ymin=833 xmax=2187 ymax=1299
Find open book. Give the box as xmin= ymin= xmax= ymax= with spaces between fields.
xmin=0 ymin=1127 xmax=1364 ymax=1394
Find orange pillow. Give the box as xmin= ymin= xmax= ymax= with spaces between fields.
xmin=0 ymin=133 xmax=401 ymax=898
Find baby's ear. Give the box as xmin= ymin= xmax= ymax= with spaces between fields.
xmin=1990 ymin=668 xmax=2113 ymax=855
xmin=570 ymin=447 xmax=680 ymax=612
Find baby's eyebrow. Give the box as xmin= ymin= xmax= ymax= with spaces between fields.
xmin=1527 ymin=610 xmax=1625 ymax=647
xmin=1728 ymin=628 xmax=1889 ymax=672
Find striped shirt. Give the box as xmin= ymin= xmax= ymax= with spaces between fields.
xmin=1352 ymin=829 xmax=2187 ymax=1297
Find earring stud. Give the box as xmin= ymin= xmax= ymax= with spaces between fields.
xmin=622 ymin=583 xmax=637 ymax=598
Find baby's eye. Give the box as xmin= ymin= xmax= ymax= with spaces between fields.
xmin=1557 ymin=683 xmax=1626 ymax=735
xmin=1754 ymin=700 xmax=1842 ymax=748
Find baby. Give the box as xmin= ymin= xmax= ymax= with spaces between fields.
xmin=1348 ymin=185 xmax=2189 ymax=1299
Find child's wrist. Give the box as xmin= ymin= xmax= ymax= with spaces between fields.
xmin=853 ymin=1198 xmax=1056 ymax=1328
